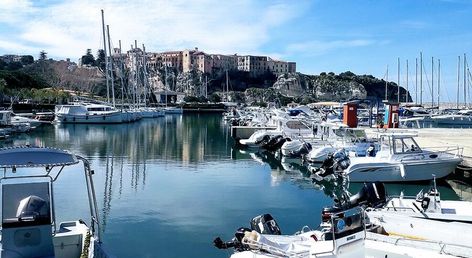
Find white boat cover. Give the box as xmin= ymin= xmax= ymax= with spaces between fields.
xmin=0 ymin=146 xmax=78 ymax=168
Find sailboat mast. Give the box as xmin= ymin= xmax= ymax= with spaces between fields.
xmin=431 ymin=57 xmax=434 ymax=108
xmin=142 ymin=44 xmax=148 ymax=107
xmin=227 ymin=70 xmax=229 ymax=102
xmin=420 ymin=51 xmax=423 ymax=106
xmin=415 ymin=58 xmax=418 ymax=104
xmin=406 ymin=59 xmax=409 ymax=103
xmin=397 ymin=57 xmax=400 ymax=103
xmin=119 ymin=40 xmax=125 ymax=110
xmin=457 ymin=55 xmax=461 ymax=109
xmin=101 ymin=10 xmax=110 ymax=103
xmin=438 ymin=59 xmax=440 ymax=110
xmin=106 ymin=25 xmax=116 ymax=107
xmin=464 ymin=53 xmax=467 ymax=107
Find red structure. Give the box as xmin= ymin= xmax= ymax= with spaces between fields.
xmin=343 ymin=102 xmax=357 ymax=128
xmin=383 ymin=103 xmax=399 ymax=128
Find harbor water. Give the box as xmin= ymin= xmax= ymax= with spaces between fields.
xmin=0 ymin=114 xmax=468 ymax=258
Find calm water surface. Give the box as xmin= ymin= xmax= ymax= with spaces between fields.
xmin=0 ymin=114 xmax=466 ymax=258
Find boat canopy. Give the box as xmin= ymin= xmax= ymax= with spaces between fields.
xmin=0 ymin=146 xmax=79 ymax=168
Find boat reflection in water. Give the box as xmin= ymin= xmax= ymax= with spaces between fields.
xmin=238 ymin=148 xmax=465 ymax=202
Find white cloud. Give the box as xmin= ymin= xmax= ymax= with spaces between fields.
xmin=0 ymin=0 xmax=307 ymax=59
xmin=286 ymin=39 xmax=378 ymax=56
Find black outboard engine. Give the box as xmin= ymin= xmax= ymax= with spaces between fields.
xmin=261 ymin=135 xmax=287 ymax=151
xmin=349 ymin=182 xmax=386 ymax=208
xmin=313 ymin=150 xmax=349 ymax=179
xmin=213 ymin=227 xmax=252 ymax=251
xmin=289 ymin=142 xmax=312 ymax=157
xmin=250 ymin=214 xmax=282 ymax=235
xmin=213 ymin=213 xmax=281 ymax=251
xmin=254 ymin=135 xmax=271 ymax=146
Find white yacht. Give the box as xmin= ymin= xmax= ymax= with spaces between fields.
xmin=55 ymin=103 xmax=123 ymax=124
xmin=431 ymin=109 xmax=472 ymax=126
xmin=0 ymin=146 xmax=112 ymax=257
xmin=344 ymin=132 xmax=462 ymax=182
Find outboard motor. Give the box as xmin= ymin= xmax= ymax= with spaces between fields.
xmin=261 ymin=135 xmax=287 ymax=151
xmin=289 ymin=142 xmax=312 ymax=157
xmin=312 ymin=150 xmax=350 ymax=180
xmin=333 ymin=150 xmax=350 ymax=171
xmin=213 ymin=227 xmax=252 ymax=251
xmin=250 ymin=214 xmax=282 ymax=235
xmin=349 ymin=182 xmax=386 ymax=208
xmin=254 ymin=135 xmax=271 ymax=145
xmin=213 ymin=213 xmax=281 ymax=251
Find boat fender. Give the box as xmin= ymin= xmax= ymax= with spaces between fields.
xmin=103 ymin=116 xmax=106 ymax=120
xmin=86 ymin=115 xmax=88 ymax=120
xmin=63 ymin=118 xmax=67 ymax=122
xmin=72 ymin=117 xmax=76 ymax=122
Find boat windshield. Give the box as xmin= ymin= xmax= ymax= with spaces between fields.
xmin=392 ymin=137 xmax=421 ymax=154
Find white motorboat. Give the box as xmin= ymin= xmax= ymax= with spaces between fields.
xmin=344 ymin=132 xmax=462 ymax=182
xmin=0 ymin=146 xmax=112 ymax=257
xmin=164 ymin=106 xmax=183 ymax=114
xmin=139 ymin=107 xmax=165 ymax=118
xmin=0 ymin=110 xmax=32 ymax=134
xmin=214 ymin=182 xmax=468 ymax=257
xmin=238 ymin=130 xmax=283 ymax=148
xmin=10 ymin=112 xmax=43 ymax=128
xmin=377 ymin=179 xmax=472 ymax=223
xmin=55 ymin=103 xmax=123 ymax=124
xmin=306 ymin=127 xmax=378 ymax=163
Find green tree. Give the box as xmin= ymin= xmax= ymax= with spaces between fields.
xmin=209 ymin=92 xmax=221 ymax=103
xmin=95 ymin=49 xmax=106 ymax=70
xmin=20 ymin=55 xmax=34 ymax=65
xmin=81 ymin=49 xmax=95 ymax=66
xmin=39 ymin=50 xmax=47 ymax=61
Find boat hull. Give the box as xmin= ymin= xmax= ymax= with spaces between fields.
xmin=56 ymin=112 xmax=123 ymax=124
xmin=346 ymin=158 xmax=461 ymax=182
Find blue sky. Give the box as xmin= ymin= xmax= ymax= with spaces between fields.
xmin=1 ymin=0 xmax=471 ymax=103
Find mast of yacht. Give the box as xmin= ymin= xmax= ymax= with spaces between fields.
xmin=101 ymin=10 xmax=110 ymax=103
xmin=464 ymin=53 xmax=467 ymax=108
xmin=438 ymin=59 xmax=440 ymax=110
xmin=142 ymin=44 xmax=149 ymax=107
xmin=406 ymin=59 xmax=409 ymax=103
xmin=457 ymin=56 xmax=461 ymax=109
xmin=420 ymin=51 xmax=423 ymax=106
xmin=118 ymin=40 xmax=125 ymax=111
xmin=415 ymin=58 xmax=418 ymax=104
xmin=431 ymin=57 xmax=434 ymax=109
xmin=106 ymin=25 xmax=116 ymax=107
xmin=225 ymin=70 xmax=229 ymax=102
xmin=165 ymin=65 xmax=168 ymax=108
xmin=397 ymin=57 xmax=400 ymax=103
